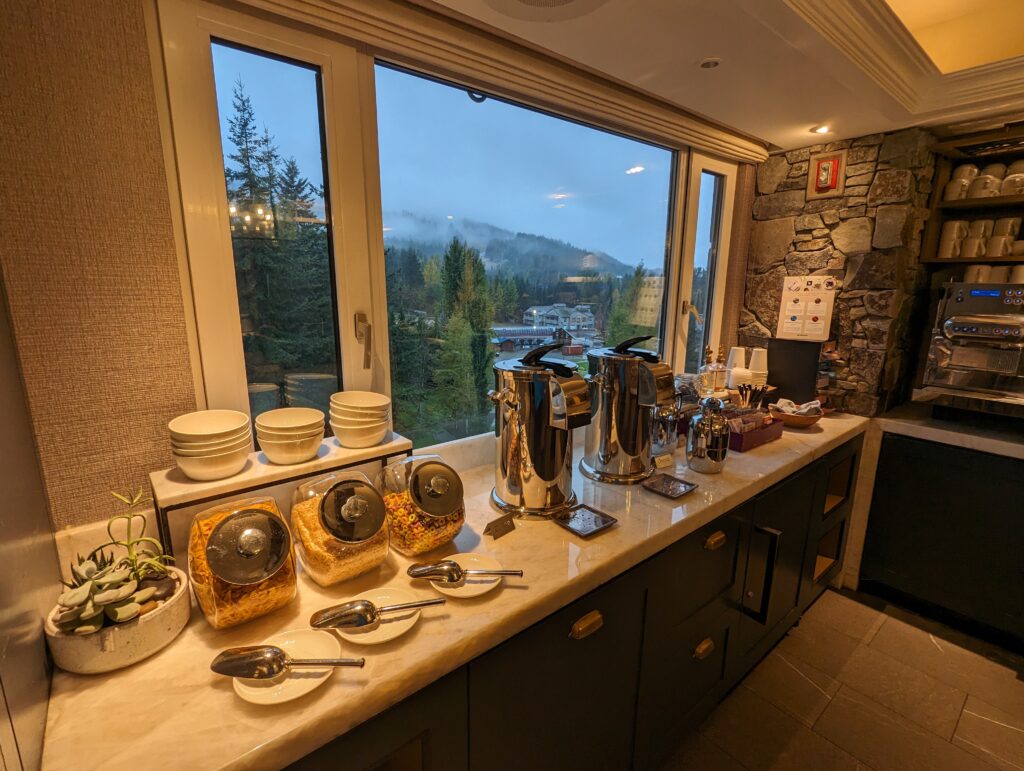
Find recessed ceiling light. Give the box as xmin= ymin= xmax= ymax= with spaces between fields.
xmin=625 ymin=165 xmax=645 ymax=175
xmin=549 ymin=192 xmax=571 ymax=200
xmin=811 ymin=125 xmax=831 ymax=134
xmin=446 ymin=215 xmax=454 ymax=220
xmin=699 ymin=57 xmax=721 ymax=69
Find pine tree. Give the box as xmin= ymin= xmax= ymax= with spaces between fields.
xmin=431 ymin=314 xmax=477 ymax=436
xmin=606 ymin=264 xmax=648 ymax=346
xmin=225 ymin=79 xmax=265 ymax=207
xmin=441 ymin=237 xmax=468 ymax=321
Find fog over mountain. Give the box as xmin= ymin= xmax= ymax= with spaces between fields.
xmin=382 ymin=210 xmax=640 ymax=280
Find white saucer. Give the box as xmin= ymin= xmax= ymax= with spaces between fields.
xmin=233 ymin=628 xmax=340 ymax=705
xmin=429 ymin=553 xmax=506 ymax=599
xmin=336 ymin=586 xmax=423 ymax=645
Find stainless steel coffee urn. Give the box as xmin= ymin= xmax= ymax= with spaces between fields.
xmin=580 ymin=337 xmax=675 ymax=484
xmin=686 ymin=397 xmax=731 ymax=474
xmin=489 ymin=342 xmax=591 ymax=517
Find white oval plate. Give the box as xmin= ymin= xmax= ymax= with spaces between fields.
xmin=430 ymin=553 xmax=505 ymax=599
xmin=336 ymin=586 xmax=422 ymax=645
xmin=233 ymin=628 xmax=340 ymax=706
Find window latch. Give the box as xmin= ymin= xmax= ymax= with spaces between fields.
xmin=354 ymin=312 xmax=372 ymax=370
xmin=681 ymin=300 xmax=704 ymax=327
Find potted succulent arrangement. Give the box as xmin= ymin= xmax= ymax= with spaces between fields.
xmin=44 ymin=490 xmax=191 ymax=674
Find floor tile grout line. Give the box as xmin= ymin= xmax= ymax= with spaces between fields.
xmin=950 ymin=690 xmax=969 ymax=745
xmin=952 ymin=733 xmax=1021 ymax=770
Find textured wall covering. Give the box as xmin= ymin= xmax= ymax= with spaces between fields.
xmin=0 ymin=1 xmax=196 ymax=529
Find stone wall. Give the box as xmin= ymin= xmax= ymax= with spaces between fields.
xmin=738 ymin=128 xmax=935 ymax=416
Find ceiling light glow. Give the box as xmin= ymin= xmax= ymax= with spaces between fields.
xmin=811 ymin=125 xmax=831 ymax=134
xmin=549 ymin=192 xmax=571 ymax=200
xmin=625 ymin=165 xmax=645 ymax=175
xmin=699 ymin=57 xmax=721 ymax=69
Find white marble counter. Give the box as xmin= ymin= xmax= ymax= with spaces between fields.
xmin=42 ymin=414 xmax=868 ymax=771
xmin=873 ymin=402 xmax=1024 ymax=460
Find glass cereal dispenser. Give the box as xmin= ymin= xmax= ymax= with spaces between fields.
xmin=290 ymin=471 xmax=389 ymax=586
xmin=376 ymin=455 xmax=465 ymax=556
xmin=187 ymin=496 xmax=297 ymax=629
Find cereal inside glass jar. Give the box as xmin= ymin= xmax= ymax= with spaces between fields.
xmin=376 ymin=456 xmax=465 ymax=556
xmin=290 ymin=471 xmax=389 ymax=586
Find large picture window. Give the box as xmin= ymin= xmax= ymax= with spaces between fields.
xmin=157 ymin=0 xmax=742 ymax=450
xmin=375 ymin=65 xmax=675 ymax=446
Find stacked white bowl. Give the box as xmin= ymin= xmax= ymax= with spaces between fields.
xmin=255 ymin=407 xmax=325 ymax=465
xmin=169 ymin=410 xmax=252 ymax=481
xmin=330 ymin=391 xmax=391 ymax=449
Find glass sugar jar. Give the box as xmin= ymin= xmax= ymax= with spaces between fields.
xmin=376 ymin=455 xmax=465 ymax=556
xmin=290 ymin=471 xmax=389 ymax=586
xmin=187 ymin=496 xmax=297 ymax=629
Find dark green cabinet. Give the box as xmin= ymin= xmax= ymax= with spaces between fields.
xmin=468 ymin=572 xmax=646 ymax=771
xmin=862 ymin=434 xmax=1024 ymax=644
xmin=288 ymin=668 xmax=468 ymax=771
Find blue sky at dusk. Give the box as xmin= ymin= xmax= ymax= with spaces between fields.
xmin=211 ymin=44 xmax=714 ymax=271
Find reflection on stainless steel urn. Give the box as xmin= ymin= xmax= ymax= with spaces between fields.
xmin=489 ymin=343 xmax=591 ymax=518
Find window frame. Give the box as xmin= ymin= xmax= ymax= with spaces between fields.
xmin=154 ymin=0 xmax=742 ymax=433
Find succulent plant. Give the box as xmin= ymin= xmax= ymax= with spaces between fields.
xmin=51 ymin=490 xmax=178 ymax=636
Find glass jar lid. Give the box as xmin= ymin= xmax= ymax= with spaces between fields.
xmin=205 ymin=508 xmax=291 ymax=585
xmin=409 ymin=460 xmax=463 ymax=517
xmin=319 ymin=479 xmax=387 ymax=543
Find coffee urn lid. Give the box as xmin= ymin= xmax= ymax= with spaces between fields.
xmin=206 ymin=509 xmax=291 ymax=585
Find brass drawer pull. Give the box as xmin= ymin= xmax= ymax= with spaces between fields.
xmin=693 ymin=637 xmax=716 ymax=660
xmin=569 ymin=610 xmax=604 ymax=640
xmin=704 ymin=530 xmax=727 ymax=551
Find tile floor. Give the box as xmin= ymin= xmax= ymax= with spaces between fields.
xmin=663 ymin=589 xmax=1024 ymax=770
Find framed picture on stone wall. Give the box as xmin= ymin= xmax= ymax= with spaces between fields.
xmin=806 ymin=148 xmax=847 ymax=200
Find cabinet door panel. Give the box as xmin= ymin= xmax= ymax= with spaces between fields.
xmin=738 ymin=466 xmax=816 ymax=654
xmin=468 ymin=574 xmax=645 ymax=771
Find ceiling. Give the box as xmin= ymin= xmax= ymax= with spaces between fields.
xmin=425 ymin=0 xmax=1024 ymax=151
xmin=885 ymin=0 xmax=1024 ymax=74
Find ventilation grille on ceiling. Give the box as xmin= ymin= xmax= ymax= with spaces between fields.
xmin=483 ymin=0 xmax=609 ymax=22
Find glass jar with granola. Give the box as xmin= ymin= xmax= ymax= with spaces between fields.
xmin=187 ymin=496 xmax=296 ymax=629
xmin=375 ymin=455 xmax=465 ymax=556
xmin=290 ymin=471 xmax=389 ymax=586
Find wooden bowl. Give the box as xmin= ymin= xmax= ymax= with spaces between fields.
xmin=768 ymin=407 xmax=823 ymax=428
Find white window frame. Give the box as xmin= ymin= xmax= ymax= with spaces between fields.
xmin=153 ymin=0 xmax=743 ymax=431
xmin=670 ymin=152 xmax=737 ymax=373
xmin=156 ymin=0 xmax=387 ymax=413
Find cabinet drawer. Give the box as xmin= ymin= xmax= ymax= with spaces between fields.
xmin=646 ymin=508 xmax=746 ymax=630
xmin=635 ymin=603 xmax=735 ymax=767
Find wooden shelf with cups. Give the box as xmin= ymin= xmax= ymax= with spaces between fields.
xmin=921 ymin=127 xmax=1024 ymax=272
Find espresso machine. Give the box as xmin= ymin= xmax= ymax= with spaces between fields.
xmin=918 ymin=282 xmax=1024 ymax=419
xmin=580 ymin=337 xmax=675 ymax=484
xmin=489 ymin=342 xmax=591 ymax=517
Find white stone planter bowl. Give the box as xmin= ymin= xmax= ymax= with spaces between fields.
xmin=44 ymin=567 xmax=191 ymax=675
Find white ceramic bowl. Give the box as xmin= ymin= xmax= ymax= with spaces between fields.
xmin=171 ymin=426 xmax=251 ymax=452
xmin=255 ymin=407 xmax=324 ymax=432
xmin=329 ymin=409 xmax=390 ymax=425
xmin=168 ymin=410 xmax=249 ymax=443
xmin=330 ymin=391 xmax=391 ymax=410
xmin=172 ymin=432 xmax=251 ymax=457
xmin=256 ymin=424 xmax=324 ymax=442
xmin=331 ymin=421 xmax=389 ymax=449
xmin=259 ymin=432 xmax=324 ymax=465
xmin=330 ymin=407 xmax=390 ymax=423
xmin=174 ymin=443 xmax=250 ymax=481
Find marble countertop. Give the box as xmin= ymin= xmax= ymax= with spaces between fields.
xmin=874 ymin=403 xmax=1024 ymax=460
xmin=42 ymin=414 xmax=868 ymax=771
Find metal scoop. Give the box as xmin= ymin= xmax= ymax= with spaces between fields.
xmin=210 ymin=645 xmax=365 ymax=679
xmin=309 ymin=597 xmax=446 ymax=631
xmin=407 ymin=560 xmax=523 ymax=587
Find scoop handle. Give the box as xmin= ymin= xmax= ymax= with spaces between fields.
xmin=378 ymin=598 xmax=446 ymax=614
xmin=465 ymin=569 xmax=523 ymax=577
xmin=290 ymin=658 xmax=366 ymax=668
